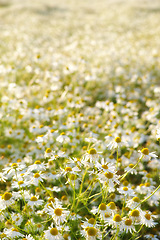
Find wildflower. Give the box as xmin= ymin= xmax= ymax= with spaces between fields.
xmin=98 ymin=171 xmax=119 ymax=192
xmin=27 ymin=195 xmax=43 ymax=209
xmin=56 ymin=132 xmax=70 ymax=143
xmin=44 ymin=201 xmax=69 ymax=225
xmin=22 ymin=235 xmax=35 ymax=240
xmin=120 ymin=218 xmax=135 ymax=233
xmin=126 ymin=196 xmax=141 ymax=209
xmin=141 ymin=211 xmax=157 ymax=228
xmin=95 ymin=158 xmax=116 ymax=174
xmin=28 ymin=171 xmax=46 ymax=186
xmin=44 ymin=224 xmax=63 ymax=240
xmin=106 ymin=136 xmax=127 ymax=150
xmin=28 ymin=160 xmax=46 ymax=172
xmin=124 ymin=163 xmax=137 ymax=174
xmin=3 ymin=228 xmax=24 ymax=238
xmin=117 ymin=186 xmax=135 ymax=197
xmin=0 ymin=192 xmax=14 ymax=209
xmin=139 ymin=148 xmax=158 ymax=161
xmin=82 ymin=148 xmax=99 ymax=167
xmin=81 ymin=226 xmax=102 ymax=240
xmin=109 ymin=214 xmax=122 ymax=228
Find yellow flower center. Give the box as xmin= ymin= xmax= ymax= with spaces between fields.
xmin=88 ymin=218 xmax=96 ymax=224
xmin=88 ymin=148 xmax=97 ymax=155
xmin=61 ymin=195 xmax=67 ymax=201
xmin=123 ymin=187 xmax=128 ymax=191
xmin=129 ymin=164 xmax=134 ymax=168
xmin=115 ymin=137 xmax=121 ymax=143
xmin=34 ymin=160 xmax=41 ymax=164
xmin=141 ymin=148 xmax=149 ymax=155
xmin=50 ymin=228 xmax=58 ymax=235
xmin=45 ymin=148 xmax=52 ymax=153
xmin=102 ymin=164 xmax=108 ymax=169
xmin=104 ymin=172 xmax=113 ymax=179
xmin=11 ymin=163 xmax=18 ymax=168
xmin=34 ymin=173 xmax=40 ymax=178
xmin=125 ymin=219 xmax=132 ymax=226
xmin=12 ymin=228 xmax=19 ymax=232
xmin=87 ymin=227 xmax=97 ymax=236
xmin=146 ymin=173 xmax=151 ymax=178
xmin=18 ymin=181 xmax=24 ymax=185
xmin=105 ymin=212 xmax=111 ymax=218
xmin=123 ymin=180 xmax=129 ymax=186
xmin=30 ymin=196 xmax=38 ymax=201
xmin=132 ymin=197 xmax=140 ymax=202
xmin=54 ymin=208 xmax=62 ymax=216
xmin=65 ymin=167 xmax=72 ymax=172
xmin=2 ymin=192 xmax=12 ymax=201
xmin=107 ymin=202 xmax=116 ymax=210
xmin=130 ymin=209 xmax=140 ymax=217
xmin=145 ymin=213 xmax=151 ymax=220
xmin=145 ymin=182 xmax=150 ymax=187
xmin=113 ymin=214 xmax=122 ymax=222
xmin=99 ymin=203 xmax=106 ymax=211
xmin=48 ymin=197 xmax=55 ymax=203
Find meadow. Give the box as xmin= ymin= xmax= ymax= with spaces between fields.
xmin=0 ymin=0 xmax=160 ymax=239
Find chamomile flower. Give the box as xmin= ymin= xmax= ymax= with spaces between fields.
xmin=27 ymin=195 xmax=43 ymax=209
xmin=139 ymin=148 xmax=158 ymax=161
xmin=0 ymin=192 xmax=15 ymax=209
xmin=82 ymin=148 xmax=99 ymax=167
xmin=44 ymin=201 xmax=69 ymax=225
xmin=44 ymin=224 xmax=63 ymax=240
xmin=117 ymin=186 xmax=135 ymax=197
xmin=126 ymin=196 xmax=141 ymax=209
xmin=106 ymin=136 xmax=127 ymax=150
xmin=124 ymin=163 xmax=137 ymax=174
xmin=81 ymin=226 xmax=102 ymax=240
xmin=98 ymin=171 xmax=119 ymax=192
xmin=23 ymin=234 xmax=35 ymax=240
xmin=120 ymin=218 xmax=135 ymax=233
xmin=56 ymin=132 xmax=70 ymax=143
xmin=109 ymin=214 xmax=122 ymax=228
xmin=28 ymin=160 xmax=46 ymax=172
xmin=95 ymin=158 xmax=116 ymax=174
xmin=141 ymin=211 xmax=157 ymax=228
xmin=3 ymin=228 xmax=24 ymax=238
xmin=28 ymin=171 xmax=46 ymax=186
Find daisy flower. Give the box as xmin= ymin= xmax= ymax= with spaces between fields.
xmin=44 ymin=224 xmax=63 ymax=240
xmin=124 ymin=163 xmax=137 ymax=174
xmin=44 ymin=201 xmax=70 ymax=225
xmin=97 ymin=171 xmax=119 ymax=192
xmin=117 ymin=186 xmax=135 ymax=197
xmin=28 ymin=160 xmax=46 ymax=172
xmin=56 ymin=132 xmax=70 ymax=143
xmin=139 ymin=148 xmax=158 ymax=161
xmin=81 ymin=226 xmax=102 ymax=240
xmin=141 ymin=211 xmax=157 ymax=228
xmin=28 ymin=171 xmax=46 ymax=186
xmin=23 ymin=235 xmax=35 ymax=240
xmin=106 ymin=136 xmax=127 ymax=150
xmin=0 ymin=192 xmax=15 ymax=210
xmin=95 ymin=158 xmax=116 ymax=174
xmin=82 ymin=148 xmax=99 ymax=167
xmin=3 ymin=228 xmax=24 ymax=238
xmin=120 ymin=218 xmax=136 ymax=233
xmin=27 ymin=195 xmax=44 ymax=209
xmin=126 ymin=196 xmax=141 ymax=209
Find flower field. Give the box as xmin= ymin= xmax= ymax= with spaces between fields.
xmin=0 ymin=0 xmax=160 ymax=239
